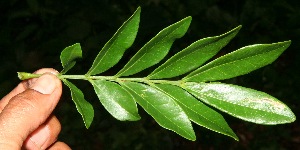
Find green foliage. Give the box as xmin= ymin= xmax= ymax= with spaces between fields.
xmin=60 ymin=43 xmax=82 ymax=74
xmin=116 ymin=15 xmax=192 ymax=77
xmin=90 ymin=80 xmax=140 ymax=121
xmin=87 ymin=7 xmax=141 ymax=76
xmin=183 ymin=41 xmax=291 ymax=82
xmin=121 ymin=81 xmax=196 ymax=140
xmin=61 ymin=79 xmax=94 ymax=128
xmin=18 ymin=7 xmax=296 ymax=141
xmin=153 ymin=84 xmax=238 ymax=140
xmin=184 ymin=82 xmax=295 ymax=124
xmin=147 ymin=25 xmax=241 ymax=79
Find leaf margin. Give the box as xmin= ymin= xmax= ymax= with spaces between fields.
xmin=86 ymin=7 xmax=141 ymax=76
xmin=183 ymin=40 xmax=291 ymax=82
xmin=90 ymin=79 xmax=141 ymax=121
xmin=147 ymin=25 xmax=242 ymax=79
xmin=120 ymin=81 xmax=196 ymax=141
xmin=60 ymin=43 xmax=82 ymax=74
xmin=62 ymin=79 xmax=94 ymax=128
xmin=153 ymin=83 xmax=239 ymax=141
xmin=183 ymin=82 xmax=296 ymax=125
xmin=115 ymin=16 xmax=192 ymax=77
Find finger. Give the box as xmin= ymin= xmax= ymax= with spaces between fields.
xmin=23 ymin=115 xmax=61 ymax=150
xmin=0 ymin=68 xmax=59 ymax=112
xmin=0 ymin=82 xmax=27 ymax=112
xmin=0 ymin=71 xmax=62 ymax=149
xmin=48 ymin=142 xmax=71 ymax=150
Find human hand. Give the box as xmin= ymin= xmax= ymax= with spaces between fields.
xmin=0 ymin=68 xmax=70 ymax=150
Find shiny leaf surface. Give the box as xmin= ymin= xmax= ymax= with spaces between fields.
xmin=147 ymin=26 xmax=241 ymax=79
xmin=121 ymin=81 xmax=196 ymax=141
xmin=90 ymin=80 xmax=140 ymax=121
xmin=116 ymin=17 xmax=192 ymax=77
xmin=184 ymin=41 xmax=291 ymax=82
xmin=154 ymin=84 xmax=238 ymax=140
xmin=86 ymin=7 xmax=141 ymax=75
xmin=60 ymin=43 xmax=82 ymax=74
xmin=62 ymin=79 xmax=94 ymax=128
xmin=184 ymin=82 xmax=296 ymax=124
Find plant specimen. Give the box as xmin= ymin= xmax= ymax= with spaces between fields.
xmin=18 ymin=7 xmax=295 ymax=141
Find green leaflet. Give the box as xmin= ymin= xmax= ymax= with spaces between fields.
xmin=147 ymin=26 xmax=241 ymax=79
xmin=90 ymin=80 xmax=140 ymax=121
xmin=62 ymin=79 xmax=94 ymax=128
xmin=121 ymin=81 xmax=196 ymax=141
xmin=183 ymin=41 xmax=291 ymax=82
xmin=60 ymin=43 xmax=82 ymax=74
xmin=116 ymin=16 xmax=192 ymax=77
xmin=86 ymin=7 xmax=141 ymax=75
xmin=153 ymin=84 xmax=238 ymax=141
xmin=184 ymin=82 xmax=296 ymax=124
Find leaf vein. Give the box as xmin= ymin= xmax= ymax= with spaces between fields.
xmin=118 ymin=20 xmax=188 ymax=76
xmin=153 ymin=85 xmax=229 ymax=133
xmin=185 ymin=45 xmax=284 ymax=81
xmin=123 ymin=83 xmax=193 ymax=137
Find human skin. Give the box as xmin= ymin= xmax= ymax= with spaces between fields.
xmin=0 ymin=68 xmax=71 ymax=150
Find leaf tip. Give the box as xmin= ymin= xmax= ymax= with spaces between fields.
xmin=279 ymin=110 xmax=296 ymax=124
xmin=283 ymin=40 xmax=291 ymax=46
xmin=177 ymin=16 xmax=192 ymax=25
xmin=228 ymin=25 xmax=242 ymax=35
xmin=231 ymin=133 xmax=239 ymax=141
xmin=85 ymin=119 xmax=93 ymax=129
xmin=190 ymin=137 xmax=196 ymax=141
xmin=135 ymin=6 xmax=141 ymax=14
xmin=271 ymin=40 xmax=291 ymax=52
xmin=235 ymin=25 xmax=242 ymax=32
xmin=275 ymin=40 xmax=291 ymax=47
xmin=183 ymin=131 xmax=196 ymax=141
xmin=185 ymin=16 xmax=192 ymax=22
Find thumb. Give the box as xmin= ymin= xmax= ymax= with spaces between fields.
xmin=0 ymin=72 xmax=62 ymax=149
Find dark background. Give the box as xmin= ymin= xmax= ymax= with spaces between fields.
xmin=1 ymin=0 xmax=299 ymax=149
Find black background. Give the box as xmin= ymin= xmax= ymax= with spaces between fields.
xmin=1 ymin=0 xmax=299 ymax=149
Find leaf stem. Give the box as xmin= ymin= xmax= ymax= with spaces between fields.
xmin=17 ymin=72 xmax=42 ymax=80
xmin=17 ymin=72 xmax=182 ymax=86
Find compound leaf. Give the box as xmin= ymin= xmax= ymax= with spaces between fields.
xmin=147 ymin=26 xmax=241 ymax=79
xmin=90 ymin=80 xmax=140 ymax=121
xmin=17 ymin=6 xmax=296 ymax=142
xmin=184 ymin=82 xmax=296 ymax=124
xmin=60 ymin=43 xmax=82 ymax=74
xmin=183 ymin=41 xmax=291 ymax=82
xmin=86 ymin=7 xmax=141 ymax=75
xmin=121 ymin=81 xmax=196 ymax=141
xmin=116 ymin=16 xmax=192 ymax=77
xmin=154 ymin=84 xmax=238 ymax=141
xmin=62 ymin=79 xmax=94 ymax=128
